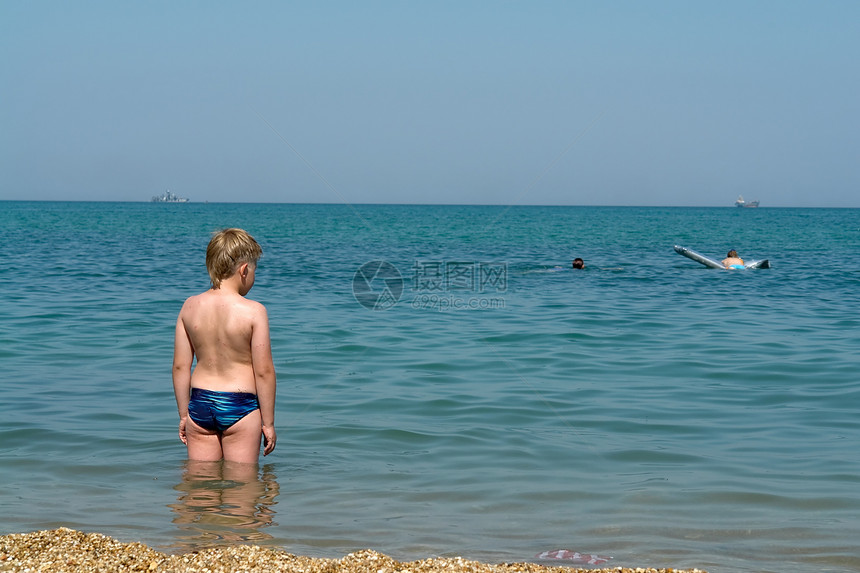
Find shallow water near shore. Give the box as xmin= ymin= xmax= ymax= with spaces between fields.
xmin=1 ymin=202 xmax=859 ymax=573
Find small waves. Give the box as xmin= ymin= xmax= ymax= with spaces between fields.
xmin=1 ymin=203 xmax=859 ymax=572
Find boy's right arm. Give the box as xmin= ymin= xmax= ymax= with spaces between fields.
xmin=173 ymin=312 xmax=194 ymax=444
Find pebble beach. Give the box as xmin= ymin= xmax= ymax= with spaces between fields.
xmin=0 ymin=529 xmax=706 ymax=573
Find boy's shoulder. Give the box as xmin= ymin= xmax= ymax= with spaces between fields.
xmin=181 ymin=289 xmax=217 ymax=306
xmin=241 ymin=296 xmax=267 ymax=312
xmin=180 ymin=291 xmax=265 ymax=311
xmin=228 ymin=293 xmax=268 ymax=318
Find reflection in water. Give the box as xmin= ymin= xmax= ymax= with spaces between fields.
xmin=168 ymin=460 xmax=280 ymax=552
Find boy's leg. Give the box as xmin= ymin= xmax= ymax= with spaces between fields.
xmin=185 ymin=418 xmax=225 ymax=461
xmin=219 ymin=461 xmax=270 ymax=526
xmin=221 ymin=410 xmax=263 ymax=464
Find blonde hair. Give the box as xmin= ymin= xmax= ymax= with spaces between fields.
xmin=206 ymin=228 xmax=262 ymax=288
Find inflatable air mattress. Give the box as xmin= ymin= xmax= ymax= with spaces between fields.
xmin=674 ymin=245 xmax=769 ymax=269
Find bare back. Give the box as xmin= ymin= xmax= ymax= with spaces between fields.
xmin=177 ymin=289 xmax=268 ymax=393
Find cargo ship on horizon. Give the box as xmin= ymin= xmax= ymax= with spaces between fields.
xmin=735 ymin=195 xmax=759 ymax=208
xmin=151 ymin=189 xmax=189 ymax=203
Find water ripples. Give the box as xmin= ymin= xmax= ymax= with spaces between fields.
xmin=1 ymin=203 xmax=859 ymax=572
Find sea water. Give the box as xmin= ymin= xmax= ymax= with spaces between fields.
xmin=1 ymin=202 xmax=858 ymax=573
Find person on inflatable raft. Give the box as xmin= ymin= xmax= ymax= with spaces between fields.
xmin=721 ymin=249 xmax=745 ymax=269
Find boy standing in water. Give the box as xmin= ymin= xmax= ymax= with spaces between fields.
xmin=173 ymin=228 xmax=277 ymax=463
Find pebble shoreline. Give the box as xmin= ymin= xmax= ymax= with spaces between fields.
xmin=0 ymin=528 xmax=707 ymax=573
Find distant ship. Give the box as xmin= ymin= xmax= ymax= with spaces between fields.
xmin=151 ymin=189 xmax=189 ymax=203
xmin=735 ymin=195 xmax=759 ymax=208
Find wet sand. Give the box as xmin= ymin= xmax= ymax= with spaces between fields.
xmin=0 ymin=528 xmax=707 ymax=573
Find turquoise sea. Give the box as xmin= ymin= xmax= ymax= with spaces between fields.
xmin=1 ymin=201 xmax=859 ymax=573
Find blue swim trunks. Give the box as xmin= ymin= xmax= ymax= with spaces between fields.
xmin=188 ymin=388 xmax=260 ymax=433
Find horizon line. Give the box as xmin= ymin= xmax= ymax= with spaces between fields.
xmin=2 ymin=199 xmax=857 ymax=209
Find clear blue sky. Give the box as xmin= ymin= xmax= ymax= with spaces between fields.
xmin=2 ymin=1 xmax=858 ymax=206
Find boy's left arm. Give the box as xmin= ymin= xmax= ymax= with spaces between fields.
xmin=251 ymin=304 xmax=277 ymax=455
